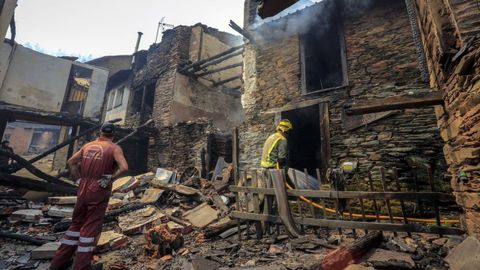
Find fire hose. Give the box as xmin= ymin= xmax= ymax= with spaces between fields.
xmin=284 ymin=182 xmax=461 ymax=224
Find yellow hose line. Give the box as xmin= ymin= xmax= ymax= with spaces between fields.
xmin=284 ymin=182 xmax=461 ymax=224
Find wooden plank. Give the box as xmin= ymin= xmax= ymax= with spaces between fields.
xmin=234 ymin=169 xmax=242 ymax=241
xmin=393 ymin=168 xmax=411 ymax=237
xmin=342 ymin=110 xmax=398 ymax=131
xmin=244 ymin=170 xmax=251 ymax=239
xmin=180 ymin=45 xmax=243 ymax=72
xmin=195 ymin=63 xmax=243 ymax=77
xmin=345 ymin=91 xmax=444 ymax=115
xmin=428 ymin=167 xmax=442 ymax=237
xmin=252 ymin=171 xmax=262 ymax=239
xmin=380 ymin=167 xmax=396 ymax=237
xmin=0 ymin=172 xmax=77 ymax=195
xmin=212 ymin=75 xmax=242 ymax=87
xmin=229 ymin=186 xmax=455 ymax=201
xmin=230 ymin=212 xmax=465 ymax=235
xmin=322 ymin=232 xmax=382 ymax=270
xmin=292 ymin=169 xmax=304 ymax=233
xmin=368 ymin=172 xmax=381 ymax=226
xmin=319 ymin=103 xmax=331 ymax=180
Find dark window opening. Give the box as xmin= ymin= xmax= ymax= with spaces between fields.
xmin=301 ymin=15 xmax=347 ymax=93
xmin=131 ymin=83 xmax=156 ymax=121
xmin=106 ymin=90 xmax=115 ymax=110
xmin=258 ymin=0 xmax=298 ymax=19
xmin=114 ymin=87 xmax=124 ymax=108
xmin=62 ymin=65 xmax=93 ymax=115
xmin=281 ymin=104 xmax=322 ymax=175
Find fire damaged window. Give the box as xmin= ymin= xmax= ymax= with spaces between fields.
xmin=300 ymin=17 xmax=347 ymax=93
xmin=107 ymin=90 xmax=115 ymax=110
xmin=62 ymin=65 xmax=93 ymax=114
xmin=114 ymin=87 xmax=124 ymax=108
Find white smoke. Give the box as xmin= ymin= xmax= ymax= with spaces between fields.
xmin=249 ymin=0 xmax=335 ymax=41
xmin=248 ymin=0 xmax=374 ymax=42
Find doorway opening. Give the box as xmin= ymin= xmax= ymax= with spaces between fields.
xmin=281 ymin=104 xmax=322 ymax=175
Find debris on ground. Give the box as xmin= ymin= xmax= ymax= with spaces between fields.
xmin=0 ymin=162 xmax=468 ymax=269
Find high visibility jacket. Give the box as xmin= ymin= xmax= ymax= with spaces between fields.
xmin=261 ymin=132 xmax=287 ymax=168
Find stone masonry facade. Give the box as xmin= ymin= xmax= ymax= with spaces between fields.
xmin=414 ymin=0 xmax=480 ymax=236
xmin=240 ymin=0 xmax=447 ymax=192
xmin=128 ymin=25 xmax=241 ymax=172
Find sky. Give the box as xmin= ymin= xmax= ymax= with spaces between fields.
xmin=14 ymin=0 xmax=245 ymax=62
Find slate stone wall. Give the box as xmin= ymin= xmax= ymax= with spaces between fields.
xmin=239 ymin=0 xmax=447 ymax=191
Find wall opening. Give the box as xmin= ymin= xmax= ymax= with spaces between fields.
xmin=2 ymin=121 xmax=61 ymax=156
xmin=300 ymin=11 xmax=347 ymax=93
xmin=281 ymin=104 xmax=322 ymax=174
xmin=62 ymin=65 xmax=93 ymax=115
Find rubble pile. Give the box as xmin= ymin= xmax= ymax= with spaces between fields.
xmin=0 ymin=164 xmax=469 ymax=269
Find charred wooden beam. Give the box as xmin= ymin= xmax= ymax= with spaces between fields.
xmin=345 ymin=92 xmax=444 ymax=115
xmin=196 ymin=50 xmax=243 ymax=71
xmin=0 ymin=231 xmax=49 ymax=246
xmin=0 ymin=173 xmax=77 ymax=195
xmin=195 ymin=63 xmax=243 ymax=77
xmin=0 ymin=102 xmax=97 ymax=126
xmin=116 ymin=119 xmax=154 ymax=145
xmin=231 ymin=212 xmax=464 ymax=235
xmin=229 ymin=20 xmax=255 ymax=42
xmin=321 ymin=231 xmax=383 ymax=269
xmin=9 ymin=118 xmax=122 ymax=173
xmin=212 ymin=75 xmax=242 ymax=87
xmin=0 ymin=149 xmax=76 ymax=188
xmin=229 ymin=186 xmax=455 ymax=201
xmin=180 ymin=45 xmax=243 ymax=72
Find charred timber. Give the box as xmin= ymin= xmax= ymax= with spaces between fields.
xmin=0 ymin=231 xmax=49 ymax=246
xmin=0 ymin=102 xmax=97 ymax=126
xmin=229 ymin=20 xmax=255 ymax=42
xmin=0 ymin=173 xmax=77 ymax=195
xmin=345 ymin=92 xmax=444 ymax=115
xmin=212 ymin=76 xmax=242 ymax=87
xmin=116 ymin=119 xmax=154 ymax=145
xmin=321 ymin=231 xmax=383 ymax=270
xmin=180 ymin=45 xmax=243 ymax=72
xmin=8 ymin=118 xmax=122 ymax=173
xmin=0 ymin=149 xmax=76 ymax=188
xmin=195 ymin=63 xmax=243 ymax=77
xmin=195 ymin=50 xmax=243 ymax=71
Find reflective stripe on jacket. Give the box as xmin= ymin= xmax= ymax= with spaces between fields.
xmin=261 ymin=132 xmax=287 ymax=168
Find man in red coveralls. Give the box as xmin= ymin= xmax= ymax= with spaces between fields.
xmin=50 ymin=123 xmax=128 ymax=270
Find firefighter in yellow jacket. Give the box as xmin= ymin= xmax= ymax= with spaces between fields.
xmin=261 ymin=119 xmax=292 ymax=169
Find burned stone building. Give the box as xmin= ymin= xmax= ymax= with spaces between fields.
xmin=240 ymin=0 xmax=480 ymax=236
xmin=239 ymin=0 xmax=446 ymax=182
xmin=101 ymin=24 xmax=244 ymax=175
xmin=413 ymin=0 xmax=480 ymax=236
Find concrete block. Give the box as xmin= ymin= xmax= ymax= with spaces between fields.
xmin=31 ymin=242 xmax=61 ymax=259
xmin=445 ymin=236 xmax=480 ymax=270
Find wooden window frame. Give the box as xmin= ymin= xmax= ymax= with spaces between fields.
xmin=300 ymin=22 xmax=349 ymax=95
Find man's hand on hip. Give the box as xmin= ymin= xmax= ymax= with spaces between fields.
xmin=98 ymin=175 xmax=113 ymax=189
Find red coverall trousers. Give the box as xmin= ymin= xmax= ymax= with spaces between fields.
xmin=50 ymin=182 xmax=110 ymax=270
